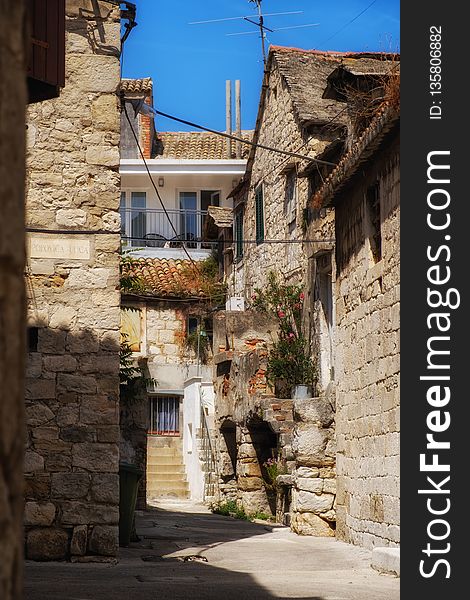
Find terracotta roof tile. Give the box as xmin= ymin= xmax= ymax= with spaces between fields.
xmin=155 ymin=131 xmax=252 ymax=160
xmin=122 ymin=257 xmax=210 ymax=299
xmin=121 ymin=78 xmax=153 ymax=93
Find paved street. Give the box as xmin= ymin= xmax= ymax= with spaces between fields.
xmin=25 ymin=500 xmax=399 ymax=600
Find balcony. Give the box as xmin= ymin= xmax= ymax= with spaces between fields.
xmin=120 ymin=207 xmax=218 ymax=257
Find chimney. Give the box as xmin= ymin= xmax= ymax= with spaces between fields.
xmin=140 ymin=86 xmax=154 ymax=159
xmin=226 ymin=80 xmax=232 ymax=158
xmin=235 ymin=80 xmax=241 ymax=159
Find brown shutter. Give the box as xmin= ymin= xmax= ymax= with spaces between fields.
xmin=27 ymin=0 xmax=65 ymax=90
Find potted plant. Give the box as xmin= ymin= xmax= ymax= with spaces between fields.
xmin=252 ymin=272 xmax=317 ymax=399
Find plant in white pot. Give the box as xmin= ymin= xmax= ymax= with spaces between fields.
xmin=251 ymin=272 xmax=317 ymax=399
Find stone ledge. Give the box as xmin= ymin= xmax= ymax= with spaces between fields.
xmin=371 ymin=547 xmax=400 ymax=577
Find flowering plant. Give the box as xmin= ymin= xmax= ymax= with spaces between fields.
xmin=252 ymin=272 xmax=316 ymax=392
xmin=263 ymin=457 xmax=287 ymax=485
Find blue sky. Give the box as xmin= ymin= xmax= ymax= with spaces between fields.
xmin=122 ymin=1 xmax=400 ymax=132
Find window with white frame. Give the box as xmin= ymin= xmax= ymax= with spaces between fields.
xmin=120 ymin=191 xmax=147 ymax=246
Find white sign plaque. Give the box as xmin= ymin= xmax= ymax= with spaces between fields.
xmin=29 ymin=236 xmax=91 ymax=260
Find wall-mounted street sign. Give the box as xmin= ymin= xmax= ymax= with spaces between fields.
xmin=28 ymin=235 xmax=91 ymax=260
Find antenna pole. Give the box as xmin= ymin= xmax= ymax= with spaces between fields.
xmin=255 ymin=0 xmax=267 ymax=66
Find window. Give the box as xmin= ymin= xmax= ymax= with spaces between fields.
xmin=255 ymin=184 xmax=264 ymax=244
xmin=234 ymin=208 xmax=244 ymax=260
xmin=366 ymin=182 xmax=382 ymax=263
xmin=179 ymin=190 xmax=220 ymax=247
xmin=285 ymin=170 xmax=297 ymax=224
xmin=27 ymin=327 xmax=39 ymax=353
xmin=187 ymin=316 xmax=199 ymax=336
xmin=120 ymin=191 xmax=147 ymax=246
xmin=149 ymin=396 xmax=180 ymax=436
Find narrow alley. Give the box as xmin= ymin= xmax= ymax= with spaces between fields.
xmin=25 ymin=500 xmax=399 ymax=600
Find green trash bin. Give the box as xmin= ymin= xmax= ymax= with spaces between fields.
xmin=119 ymin=462 xmax=143 ymax=547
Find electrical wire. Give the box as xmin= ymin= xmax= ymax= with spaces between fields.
xmin=153 ymin=109 xmax=337 ymax=167
xmin=322 ymin=0 xmax=379 ymax=45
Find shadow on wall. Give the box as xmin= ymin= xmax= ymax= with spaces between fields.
xmin=24 ymin=504 xmax=327 ymax=600
xmin=24 ymin=323 xmax=125 ymax=561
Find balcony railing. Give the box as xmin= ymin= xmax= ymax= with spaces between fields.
xmin=120 ymin=207 xmax=217 ymax=250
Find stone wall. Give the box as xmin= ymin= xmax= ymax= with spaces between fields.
xmin=0 ymin=1 xmax=27 ymax=596
xmin=232 ymin=62 xmax=335 ymax=299
xmin=213 ymin=311 xmax=295 ymax=516
xmin=24 ymin=0 xmax=121 ymax=561
xmin=333 ymin=136 xmax=400 ymax=549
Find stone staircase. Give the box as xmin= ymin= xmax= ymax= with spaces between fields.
xmin=146 ymin=436 xmax=190 ymax=500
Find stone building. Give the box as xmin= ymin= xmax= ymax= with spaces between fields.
xmin=120 ymin=256 xmax=222 ymax=504
xmin=310 ymin=100 xmax=400 ymax=548
xmin=212 ymin=46 xmax=399 ymax=548
xmin=24 ymin=0 xmax=123 ymax=561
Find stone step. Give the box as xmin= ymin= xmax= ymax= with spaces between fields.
xmin=147 ymin=472 xmax=187 ymax=482
xmin=146 ymin=456 xmax=184 ymax=466
xmin=147 ymin=437 xmax=182 ymax=448
xmin=147 ymin=482 xmax=189 ymax=493
xmin=147 ymin=490 xmax=190 ymax=499
xmin=146 ymin=464 xmax=186 ymax=474
xmin=147 ymin=447 xmax=182 ymax=457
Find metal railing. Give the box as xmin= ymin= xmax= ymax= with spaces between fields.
xmin=199 ymin=404 xmax=219 ymax=501
xmin=120 ymin=207 xmax=217 ymax=249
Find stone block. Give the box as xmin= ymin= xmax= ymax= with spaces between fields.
xmin=92 ymin=95 xmax=120 ymax=132
xmin=56 ymin=404 xmax=79 ymax=427
xmin=38 ymin=329 xmax=66 ymax=353
xmin=72 ymin=442 xmax=118 ymax=472
xmin=371 ymin=547 xmax=400 ymax=577
xmin=88 ymin=525 xmax=118 ymax=556
xmin=57 ymin=373 xmax=97 ymax=394
xmin=26 ymin=403 xmax=55 ymax=427
xmin=86 ymin=145 xmax=120 ymax=167
xmin=67 ymin=55 xmax=120 ymax=93
xmin=237 ymin=476 xmax=264 ymax=492
xmin=294 ymin=490 xmax=335 ymax=514
xmin=291 ymin=512 xmax=335 ymax=537
xmin=296 ymin=477 xmax=323 ymax=493
xmin=79 ymin=355 xmax=119 ymax=375
xmin=66 ymin=330 xmax=100 ymax=353
xmin=91 ymin=474 xmax=119 ymax=504
xmin=296 ymin=467 xmax=319 ymax=478
xmin=56 ymin=208 xmax=87 ymax=227
xmin=67 ymin=268 xmax=111 ymax=289
xmin=43 ymin=355 xmax=77 ymax=372
xmin=294 ymin=397 xmax=334 ymax=427
xmin=26 ymin=353 xmax=42 ymax=378
xmin=96 ymin=426 xmax=120 ymax=443
xmin=25 ymin=379 xmax=56 ymax=400
xmin=26 ymin=528 xmax=69 ymax=561
xmin=80 ymin=395 xmax=118 ymax=425
xmin=323 ymin=479 xmax=337 ymax=495
xmin=70 ymin=525 xmax=88 ymax=556
xmin=51 ymin=473 xmax=90 ymax=499
xmin=60 ymin=502 xmax=119 ymax=525
xmin=24 ymin=475 xmax=51 ymax=501
xmin=49 ymin=307 xmax=77 ymax=330
xmin=60 ymin=425 xmax=96 ymax=443
xmin=32 ymin=426 xmax=59 ymax=442
xmin=24 ymin=502 xmax=56 ymax=526
xmin=24 ymin=451 xmax=45 ymax=473
xmin=238 ymin=461 xmax=262 ymax=478
xmin=240 ymin=490 xmax=271 ymax=515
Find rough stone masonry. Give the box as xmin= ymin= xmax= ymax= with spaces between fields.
xmin=24 ymin=0 xmax=122 ymax=561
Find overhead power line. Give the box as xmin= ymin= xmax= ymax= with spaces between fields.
xmin=153 ymin=108 xmax=337 ymax=167
xmin=322 ymin=0 xmax=379 ymax=44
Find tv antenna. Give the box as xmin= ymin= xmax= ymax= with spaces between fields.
xmin=189 ymin=0 xmax=320 ymax=67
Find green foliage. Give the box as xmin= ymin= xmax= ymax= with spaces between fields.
xmin=184 ymin=328 xmax=210 ymax=365
xmin=210 ymin=500 xmax=251 ymax=521
xmin=251 ymin=272 xmax=317 ymax=390
xmin=263 ymin=457 xmax=287 ymax=485
xmin=120 ymin=334 xmax=155 ymax=404
xmin=120 ymin=251 xmax=146 ymax=294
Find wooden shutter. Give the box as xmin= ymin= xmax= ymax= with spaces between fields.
xmin=27 ymin=0 xmax=65 ymax=102
xmin=255 ymin=185 xmax=264 ymax=244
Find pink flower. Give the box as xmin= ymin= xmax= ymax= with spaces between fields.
xmin=288 ymin=332 xmax=295 ymax=339
xmin=278 ymin=310 xmax=285 ymax=318
xmin=251 ymin=294 xmax=257 ymax=300
xmin=299 ymin=292 xmax=305 ymax=300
